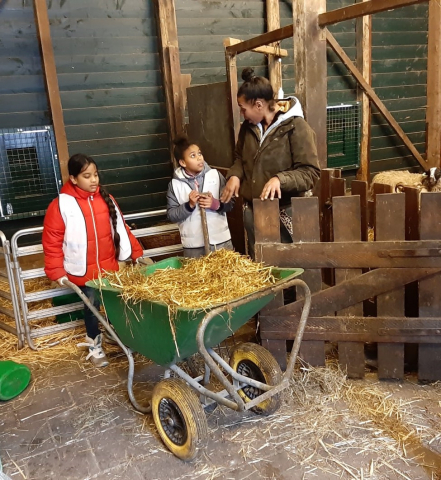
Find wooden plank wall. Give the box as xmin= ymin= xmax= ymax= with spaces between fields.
xmin=0 ymin=0 xmax=172 ymax=217
xmin=370 ymin=4 xmax=428 ymax=176
xmin=175 ymin=0 xmax=267 ymax=87
xmin=281 ymin=0 xmax=428 ymax=178
xmin=46 ymin=0 xmax=171 ymax=214
xmin=0 ymin=0 xmax=430 ymax=226
xmin=0 ymin=1 xmax=48 ymax=128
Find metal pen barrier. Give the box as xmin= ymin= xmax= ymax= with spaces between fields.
xmin=0 ymin=231 xmax=24 ymax=348
xmin=10 ymin=209 xmax=182 ymax=349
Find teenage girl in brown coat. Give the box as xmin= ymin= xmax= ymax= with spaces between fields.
xmin=221 ymin=67 xmax=320 ymax=258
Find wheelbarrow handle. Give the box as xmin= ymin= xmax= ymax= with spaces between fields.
xmin=61 ymin=279 xmax=120 ymax=343
xmin=61 ymin=279 xmax=151 ymax=414
xmin=195 ymin=275 xmax=312 ymax=411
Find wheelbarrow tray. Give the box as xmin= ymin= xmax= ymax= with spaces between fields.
xmin=86 ymin=257 xmax=303 ymax=367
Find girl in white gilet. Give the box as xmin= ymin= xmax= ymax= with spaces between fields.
xmin=166 ymin=136 xmax=234 ymax=258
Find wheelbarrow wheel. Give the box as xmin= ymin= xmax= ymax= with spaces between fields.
xmin=229 ymin=342 xmax=282 ymax=415
xmin=152 ymin=378 xmax=208 ymax=461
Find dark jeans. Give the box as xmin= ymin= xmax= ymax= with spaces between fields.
xmin=79 ymin=285 xmax=101 ymax=339
xmin=243 ymin=204 xmax=293 ymax=260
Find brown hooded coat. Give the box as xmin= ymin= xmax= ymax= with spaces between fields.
xmin=226 ymin=98 xmax=320 ymax=206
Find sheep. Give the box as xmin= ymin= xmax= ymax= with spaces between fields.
xmin=370 ymin=168 xmax=441 ymax=197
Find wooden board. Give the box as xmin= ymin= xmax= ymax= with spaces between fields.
xmin=187 ymin=83 xmax=235 ymax=170
xmin=294 ymin=0 xmax=327 ymax=166
xmin=419 ymin=193 xmax=441 ymax=382
xmin=319 ymin=0 xmax=428 ymax=27
xmin=34 ymin=0 xmax=69 ymax=182
xmin=334 ymin=195 xmax=365 ymax=378
xmin=291 ymin=197 xmax=324 ymax=367
xmin=259 ymin=240 xmax=441 ymax=269
xmin=376 ymin=194 xmax=405 ymax=380
xmin=266 ymin=0 xmax=282 ymax=95
xmin=402 ymin=186 xmax=420 ymax=320
xmin=351 ymin=181 xmax=369 ymax=241
xmin=253 ymin=199 xmax=285 ymax=368
xmin=356 ymin=0 xmax=372 ymax=183
xmin=260 ymin=316 xmax=441 ymax=343
xmin=272 ymin=267 xmax=441 ymax=318
xmin=426 ymin=0 xmax=441 ymax=168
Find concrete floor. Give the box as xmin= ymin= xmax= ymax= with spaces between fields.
xmin=2 ymin=333 xmax=441 ymax=480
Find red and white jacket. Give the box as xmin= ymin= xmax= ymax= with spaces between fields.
xmin=43 ymin=181 xmax=143 ymax=286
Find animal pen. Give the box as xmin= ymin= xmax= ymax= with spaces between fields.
xmin=0 ymin=0 xmax=440 ymax=364
xmin=185 ymin=0 xmax=441 ymax=383
xmin=2 ymin=0 xmax=441 ymax=478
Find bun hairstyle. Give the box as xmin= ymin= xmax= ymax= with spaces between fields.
xmin=237 ymin=67 xmax=276 ymax=109
xmin=67 ymin=153 xmax=120 ymax=260
xmin=173 ymin=135 xmax=195 ymax=163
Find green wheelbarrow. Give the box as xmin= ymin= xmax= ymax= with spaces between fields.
xmin=64 ymin=257 xmax=311 ymax=461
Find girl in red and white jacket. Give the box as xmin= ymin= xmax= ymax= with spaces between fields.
xmin=43 ymin=153 xmax=143 ymax=367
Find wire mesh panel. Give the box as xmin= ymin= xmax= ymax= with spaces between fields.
xmin=0 ymin=126 xmax=62 ymax=219
xmin=327 ymin=103 xmax=361 ymax=170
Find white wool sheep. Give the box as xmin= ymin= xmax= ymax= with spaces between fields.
xmin=370 ymin=169 xmax=441 ymax=197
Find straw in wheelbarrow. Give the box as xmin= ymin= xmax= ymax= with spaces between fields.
xmin=104 ymin=250 xmax=275 ymax=310
xmin=103 ymin=250 xmax=275 ymax=352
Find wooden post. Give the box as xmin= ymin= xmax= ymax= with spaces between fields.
xmin=355 ymin=0 xmax=372 ymax=182
xmin=224 ymin=38 xmax=241 ymax=141
xmin=426 ymin=0 xmax=441 ymax=169
xmin=294 ymin=0 xmax=328 ymax=167
xmin=33 ymin=0 xmax=69 ymax=183
xmin=266 ymin=0 xmax=282 ymax=95
xmin=153 ymin=0 xmax=185 ymax=147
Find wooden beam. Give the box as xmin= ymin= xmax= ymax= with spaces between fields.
xmin=294 ymin=0 xmax=328 ymax=167
xmin=153 ymin=0 xmax=184 ymax=146
xmin=355 ymin=0 xmax=372 ymax=182
xmin=273 ymin=267 xmax=441 ymax=317
xmin=260 ymin=316 xmax=441 ymax=343
xmin=266 ymin=0 xmax=283 ymax=95
xmin=326 ymin=30 xmax=427 ymax=169
xmin=33 ymin=0 xmax=69 ymax=183
xmin=259 ymin=239 xmax=441 ymax=269
xmin=319 ymin=0 xmax=428 ymax=27
xmin=426 ymin=0 xmax=441 ymax=169
xmin=224 ymin=38 xmax=241 ymax=141
xmin=225 ymin=38 xmax=288 ymax=57
xmin=225 ymin=25 xmax=294 ymax=56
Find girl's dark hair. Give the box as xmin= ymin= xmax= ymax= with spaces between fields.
xmin=237 ymin=67 xmax=276 ymax=109
xmin=173 ymin=135 xmax=197 ymax=163
xmin=67 ymin=153 xmax=120 ymax=260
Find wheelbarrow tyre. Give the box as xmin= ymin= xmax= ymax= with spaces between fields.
xmin=229 ymin=342 xmax=282 ymax=415
xmin=152 ymin=378 xmax=208 ymax=461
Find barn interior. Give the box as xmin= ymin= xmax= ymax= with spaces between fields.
xmin=1 ymin=0 xmax=441 ymax=479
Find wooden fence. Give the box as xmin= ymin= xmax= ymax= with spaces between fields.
xmin=256 ymin=169 xmax=441 ymax=382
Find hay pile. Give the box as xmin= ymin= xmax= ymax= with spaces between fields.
xmin=103 ymin=249 xmax=275 ymax=312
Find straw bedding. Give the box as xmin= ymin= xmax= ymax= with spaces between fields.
xmin=103 ymin=249 xmax=275 ymax=312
